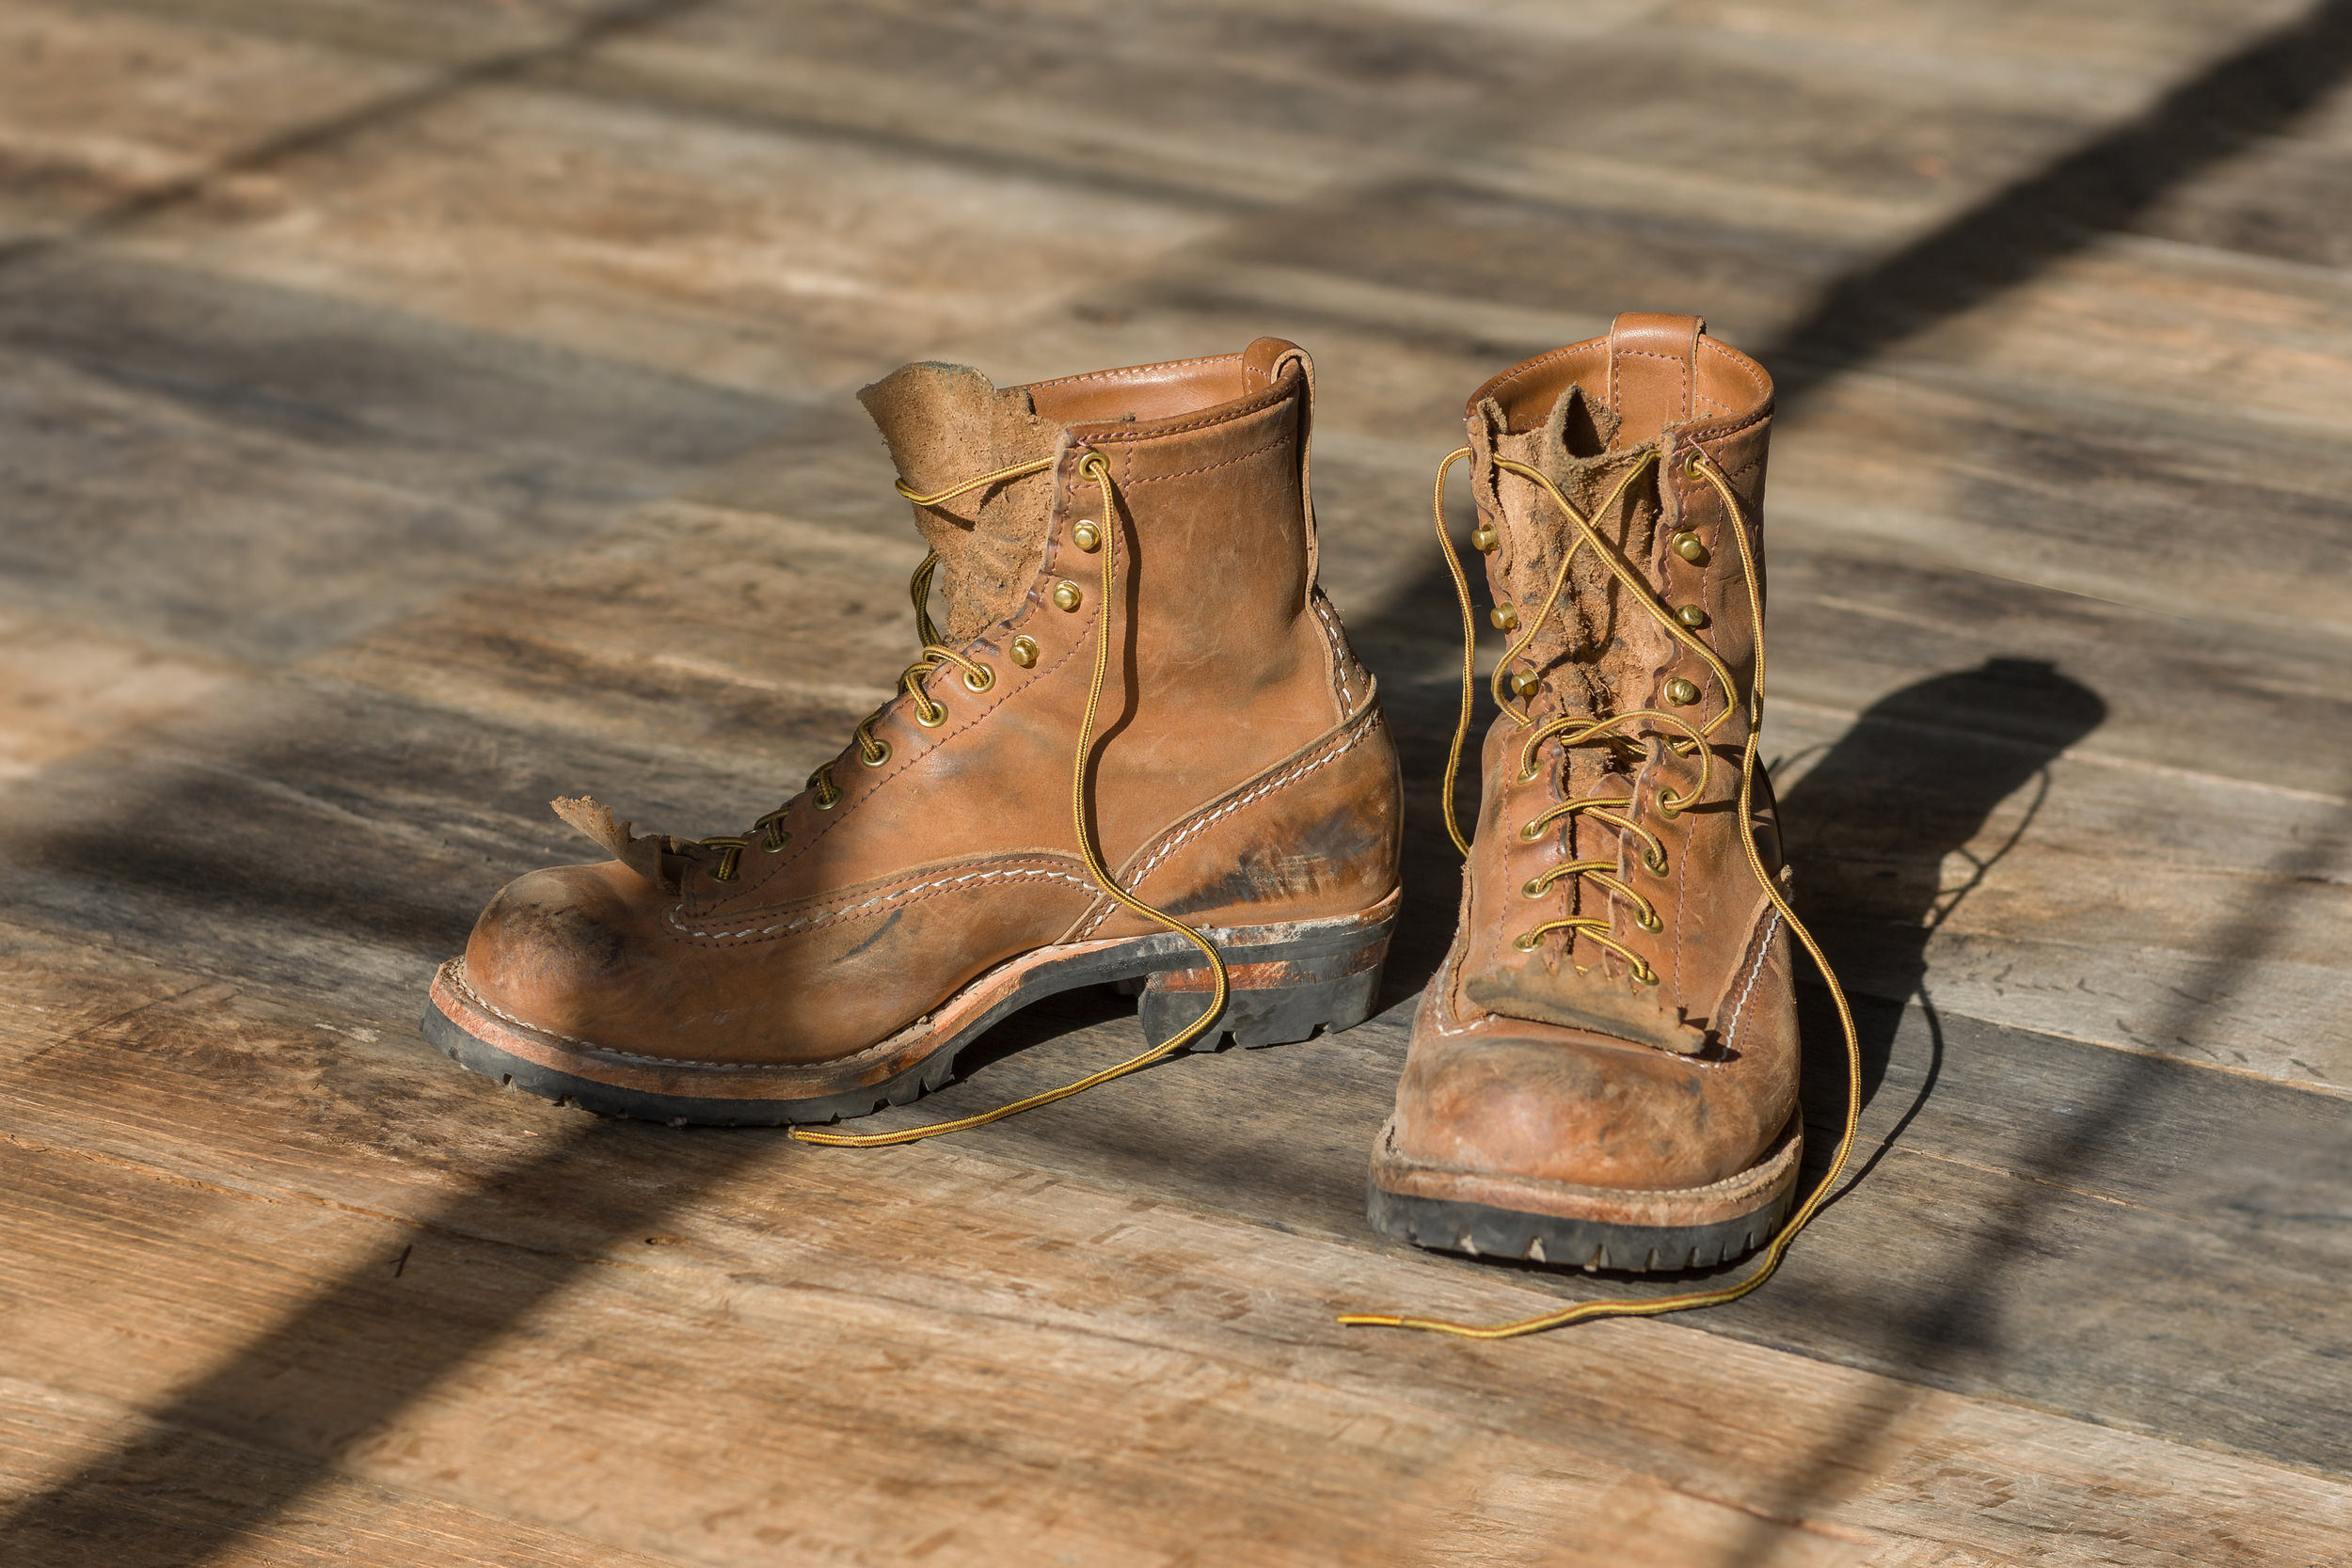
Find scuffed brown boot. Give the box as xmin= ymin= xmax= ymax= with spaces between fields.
xmin=423 ymin=341 xmax=1402 ymax=1128
xmin=1364 ymin=313 xmax=1854 ymax=1294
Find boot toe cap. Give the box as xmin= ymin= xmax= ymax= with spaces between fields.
xmin=462 ymin=863 xmax=666 ymax=1038
xmin=1392 ymin=1029 xmax=1772 ymax=1193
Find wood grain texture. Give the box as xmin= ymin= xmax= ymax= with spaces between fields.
xmin=4 ymin=0 xmax=2352 ymax=1560
xmin=0 ymin=972 xmax=2346 ymax=1566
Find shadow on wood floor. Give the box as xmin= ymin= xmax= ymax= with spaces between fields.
xmin=6 ymin=1 xmax=2351 ymax=1561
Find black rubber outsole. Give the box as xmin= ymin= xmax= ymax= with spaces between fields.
xmin=421 ymin=910 xmax=1391 ymax=1129
xmin=1365 ymin=1180 xmax=1792 ymax=1274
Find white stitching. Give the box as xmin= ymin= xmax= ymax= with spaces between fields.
xmin=451 ymin=967 xmax=864 ymax=1068
xmin=1311 ymin=594 xmax=1356 ymax=712
xmin=1073 ymin=712 xmax=1378 ymax=938
xmin=668 ymin=865 xmax=1095 ymax=942
xmin=1721 ymin=908 xmax=1781 ymax=1051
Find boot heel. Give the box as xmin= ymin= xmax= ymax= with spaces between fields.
xmin=1137 ymin=928 xmax=1390 ymax=1050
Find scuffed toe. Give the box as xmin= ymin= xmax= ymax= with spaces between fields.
xmin=1391 ymin=1029 xmax=1776 ymax=1193
xmin=462 ymin=863 xmax=674 ymax=1044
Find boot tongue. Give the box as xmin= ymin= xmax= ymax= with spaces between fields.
xmin=858 ymin=361 xmax=1060 ymax=643
xmin=1468 ymin=381 xmax=1704 ymax=1053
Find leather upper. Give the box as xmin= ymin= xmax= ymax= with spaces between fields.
xmin=1393 ymin=313 xmax=1800 ymax=1192
xmin=461 ymin=342 xmax=1402 ymax=1067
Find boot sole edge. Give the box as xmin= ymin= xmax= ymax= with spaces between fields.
xmin=1363 ymin=1113 xmax=1802 ymax=1273
xmin=420 ymin=891 xmax=1397 ymax=1128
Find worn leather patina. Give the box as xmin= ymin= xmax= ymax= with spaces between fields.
xmin=1376 ymin=313 xmax=1802 ymax=1243
xmin=439 ymin=341 xmax=1401 ymax=1096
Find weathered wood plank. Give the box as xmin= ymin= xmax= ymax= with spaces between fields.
xmin=0 ymin=253 xmax=785 ymax=663
xmin=1 ymin=840 xmax=2347 ymax=1484
xmin=8 ymin=0 xmax=2352 ymax=1556
xmin=0 ymin=1384 xmax=699 ymax=1568
xmin=0 ymin=0 xmax=430 ymax=244
xmin=0 ymin=975 xmax=2347 ymax=1564
xmin=0 ymin=610 xmax=240 ymax=781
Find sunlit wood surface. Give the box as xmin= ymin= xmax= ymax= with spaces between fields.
xmin=4 ymin=1 xmax=2349 ymax=1562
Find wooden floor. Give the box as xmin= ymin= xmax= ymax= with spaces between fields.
xmin=4 ymin=1 xmax=2349 ymax=1561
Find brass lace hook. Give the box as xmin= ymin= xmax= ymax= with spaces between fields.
xmin=791 ymin=449 xmax=1233 ymax=1147
xmin=1343 ymin=445 xmax=1864 ymax=1339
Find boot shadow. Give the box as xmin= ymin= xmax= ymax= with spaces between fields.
xmin=1778 ymin=657 xmax=2107 ymax=1196
xmin=1445 ymin=657 xmax=2108 ymax=1290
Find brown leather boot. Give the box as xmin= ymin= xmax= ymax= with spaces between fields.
xmin=1367 ymin=313 xmax=1831 ymax=1275
xmin=423 ymin=340 xmax=1402 ymax=1127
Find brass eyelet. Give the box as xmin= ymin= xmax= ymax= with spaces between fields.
xmin=1635 ymin=963 xmax=1661 ymax=987
xmin=1671 ymin=531 xmax=1708 ymax=564
xmin=1664 ymin=677 xmax=1701 ymax=706
xmin=961 ymin=663 xmax=995 ymax=693
xmin=1521 ymin=878 xmax=1546 ymax=899
xmin=1518 ymin=820 xmax=1545 ymax=842
xmin=1489 ymin=605 xmax=1518 ymax=631
xmin=1656 ymin=788 xmax=1684 ymax=821
xmin=1517 ymin=763 xmax=1540 ymax=784
xmin=1471 ymin=525 xmax=1500 ymax=553
xmin=1635 ymin=908 xmax=1663 ymax=933
xmin=703 ymin=842 xmax=743 ymax=882
xmin=1052 ymin=580 xmax=1083 ymax=612
xmin=1513 ymin=932 xmax=1541 ymax=952
xmin=814 ymin=790 xmax=840 ymax=811
xmin=1071 ymin=520 xmax=1102 ymax=552
xmin=1643 ymin=847 xmax=1669 ymax=877
xmin=1009 ymin=635 xmax=1040 ymax=668
xmin=860 ymin=740 xmax=892 ymax=768
xmin=915 ymin=700 xmax=948 ymax=729
xmin=1510 ymin=671 xmax=1541 ymax=699
xmin=1674 ymin=605 xmax=1708 ymax=630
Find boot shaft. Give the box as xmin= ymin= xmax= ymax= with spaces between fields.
xmin=1465 ymin=312 xmax=1772 ymax=750
xmin=861 ymin=339 xmax=1346 ymax=720
xmin=1455 ymin=313 xmax=1785 ymax=1055
xmin=847 ymin=341 xmax=1368 ymax=863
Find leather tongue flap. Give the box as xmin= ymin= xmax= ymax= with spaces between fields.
xmin=550 ymin=795 xmax=677 ymax=893
xmin=858 ymin=361 xmax=1059 ymax=643
xmin=1465 ymin=960 xmax=1711 ymax=1055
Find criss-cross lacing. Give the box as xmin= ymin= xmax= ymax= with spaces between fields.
xmin=1341 ymin=444 xmax=1862 ymax=1340
xmin=773 ymin=449 xmax=1232 ymax=1148
xmin=693 ymin=460 xmax=1057 ymax=886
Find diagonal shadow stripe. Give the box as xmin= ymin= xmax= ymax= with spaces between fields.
xmin=1357 ymin=0 xmax=2352 ymax=1007
xmin=0 ymin=0 xmax=717 ymax=273
xmin=0 ymin=1118 xmax=772 ymax=1564
xmin=6 ymin=3 xmax=2349 ymax=1562
xmin=1770 ymin=0 xmax=2352 ymax=389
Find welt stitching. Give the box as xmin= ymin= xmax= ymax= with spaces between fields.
xmin=1083 ymin=387 xmax=1295 ymax=444
xmin=1694 ymin=404 xmax=1772 ymax=444
xmin=453 ymin=967 xmax=765 ymax=1067
xmin=1618 ymin=341 xmax=1693 ymax=416
xmin=453 ymin=968 xmax=869 ymax=1069
xmin=454 ymin=972 xmax=630 ymax=1057
xmin=1484 ymin=346 xmax=1579 ymax=399
xmin=670 ymin=864 xmax=1095 ymax=942
xmin=1074 ymin=713 xmax=1376 ymax=937
xmin=1698 ymin=339 xmax=1769 ymax=401
xmin=1027 ymin=355 xmax=1233 ymax=389
xmin=1121 ymin=430 xmax=1294 ymax=485
xmin=1722 ymin=908 xmax=1781 ymax=1050
xmin=1312 ymin=594 xmax=1356 ymax=711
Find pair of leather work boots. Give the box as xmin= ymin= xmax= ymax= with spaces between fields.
xmin=422 ymin=312 xmax=1848 ymax=1324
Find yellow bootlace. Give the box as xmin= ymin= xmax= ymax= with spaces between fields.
xmin=789 ymin=449 xmax=1233 ymax=1147
xmin=1340 ymin=445 xmax=1862 ymax=1339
